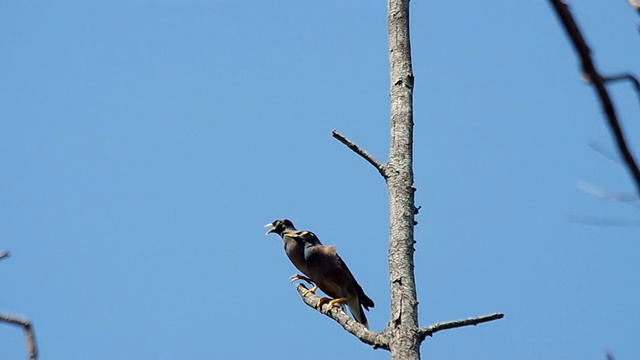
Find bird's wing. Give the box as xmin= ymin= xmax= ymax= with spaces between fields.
xmin=322 ymin=245 xmax=373 ymax=328
xmin=325 ymin=245 xmax=375 ymax=310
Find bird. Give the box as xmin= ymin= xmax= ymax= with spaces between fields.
xmin=265 ymin=219 xmax=317 ymax=284
xmin=287 ymin=230 xmax=375 ymax=329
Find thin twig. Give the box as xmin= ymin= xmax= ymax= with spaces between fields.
xmin=549 ymin=0 xmax=640 ymax=195
xmin=295 ymin=284 xmax=390 ymax=350
xmin=588 ymin=141 xmax=621 ymax=165
xmin=577 ymin=181 xmax=640 ymax=202
xmin=0 ymin=251 xmax=10 ymax=261
xmin=417 ymin=313 xmax=504 ymax=342
xmin=577 ymin=181 xmax=640 ymax=212
xmin=331 ymin=130 xmax=388 ymax=179
xmin=604 ymin=73 xmax=640 ymax=107
xmin=0 ymin=313 xmax=38 ymax=360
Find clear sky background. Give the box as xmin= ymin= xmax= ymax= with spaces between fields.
xmin=1 ymin=1 xmax=639 ymax=359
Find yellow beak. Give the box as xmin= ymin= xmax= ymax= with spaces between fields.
xmin=265 ymin=223 xmax=275 ymax=235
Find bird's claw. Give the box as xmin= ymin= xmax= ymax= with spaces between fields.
xmin=301 ymin=285 xmax=318 ymax=297
xmin=326 ymin=298 xmax=347 ymax=312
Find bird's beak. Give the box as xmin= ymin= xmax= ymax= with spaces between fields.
xmin=265 ymin=223 xmax=275 ymax=235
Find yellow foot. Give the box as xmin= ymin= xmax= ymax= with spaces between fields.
xmin=302 ymin=285 xmax=318 ymax=297
xmin=325 ymin=297 xmax=347 ymax=312
xmin=290 ymin=274 xmax=313 ymax=284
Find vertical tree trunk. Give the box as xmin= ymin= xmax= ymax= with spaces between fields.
xmin=386 ymin=0 xmax=419 ymax=359
xmin=322 ymin=0 xmax=500 ymax=355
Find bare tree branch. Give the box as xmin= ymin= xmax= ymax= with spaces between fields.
xmin=0 ymin=313 xmax=38 ymax=360
xmin=332 ymin=130 xmax=388 ymax=178
xmin=417 ymin=313 xmax=505 ymax=342
xmin=295 ymin=284 xmax=391 ymax=350
xmin=549 ymin=0 xmax=640 ymax=195
xmin=604 ymin=73 xmax=640 ymax=108
xmin=0 ymin=251 xmax=10 ymax=261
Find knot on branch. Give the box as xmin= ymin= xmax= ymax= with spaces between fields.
xmin=393 ymin=75 xmax=414 ymax=89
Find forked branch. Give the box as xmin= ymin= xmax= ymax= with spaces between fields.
xmin=332 ymin=130 xmax=388 ymax=179
xmin=417 ymin=313 xmax=505 ymax=342
xmin=295 ymin=284 xmax=390 ymax=350
xmin=604 ymin=73 xmax=640 ymax=108
xmin=0 ymin=313 xmax=38 ymax=360
xmin=549 ymin=0 xmax=640 ymax=195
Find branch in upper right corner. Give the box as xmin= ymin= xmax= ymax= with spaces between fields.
xmin=548 ymin=0 xmax=640 ymax=195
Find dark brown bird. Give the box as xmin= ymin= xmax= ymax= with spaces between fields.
xmin=265 ymin=219 xmax=317 ymax=283
xmin=288 ymin=230 xmax=374 ymax=329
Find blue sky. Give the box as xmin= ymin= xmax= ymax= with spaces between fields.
xmin=1 ymin=1 xmax=639 ymax=359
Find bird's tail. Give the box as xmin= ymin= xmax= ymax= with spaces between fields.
xmin=355 ymin=283 xmax=375 ymax=310
xmin=347 ymin=295 xmax=369 ymax=330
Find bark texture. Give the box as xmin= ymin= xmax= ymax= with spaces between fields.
xmin=386 ymin=0 xmax=419 ymax=359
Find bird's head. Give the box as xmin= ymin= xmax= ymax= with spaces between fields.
xmin=265 ymin=219 xmax=295 ymax=236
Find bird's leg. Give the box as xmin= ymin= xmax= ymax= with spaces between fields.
xmin=301 ymin=285 xmax=318 ymax=297
xmin=290 ymin=274 xmax=313 ymax=284
xmin=325 ymin=297 xmax=347 ymax=312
